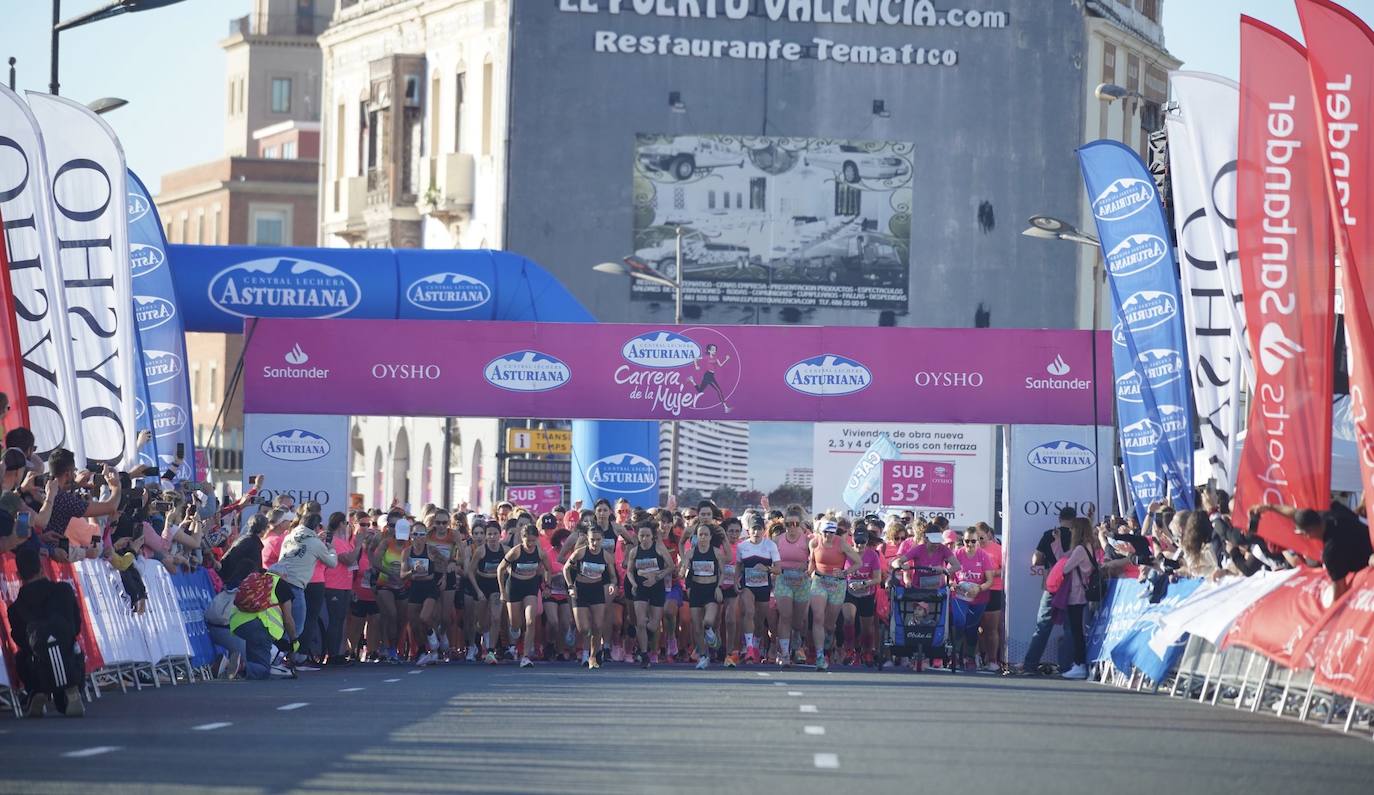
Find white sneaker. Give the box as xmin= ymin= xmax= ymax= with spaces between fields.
xmin=565 ymin=628 xmax=576 ymax=647
xmin=579 ymin=650 xmax=590 ymax=667
xmin=983 ymin=662 xmax=1001 ymax=673
xmin=416 ymin=651 xmax=437 ymax=667
xmin=695 ymin=657 xmax=709 ymax=670
xmin=270 ymin=664 xmax=296 ymax=679
xmin=704 ymin=628 xmax=719 ymax=649
xmin=519 ymin=656 xmax=533 ymax=668
xmin=465 ymin=646 xmax=478 ymax=662
xmin=881 ymin=660 xmax=896 ymax=670
xmin=1061 ymin=664 xmax=1089 ymax=680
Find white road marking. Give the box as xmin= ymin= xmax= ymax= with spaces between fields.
xmin=804 ymin=725 xmax=826 ymax=736
xmin=756 ymin=672 xmax=771 ymax=677
xmin=192 ymin=722 xmax=232 ymax=731
xmin=787 ymin=691 xmax=803 ymax=696
xmin=814 ymin=752 xmax=840 ymax=769
xmin=277 ymin=702 xmax=309 ymax=711
xmin=800 ymin=704 xmax=818 ymax=713
xmin=773 ymin=681 xmax=788 ymax=686
xmin=383 ymin=678 xmax=401 ymax=683
xmin=408 ymin=670 xmax=425 ymax=675
xmin=338 ymin=687 xmax=365 ymax=692
xmin=63 ymin=746 xmax=120 ymax=758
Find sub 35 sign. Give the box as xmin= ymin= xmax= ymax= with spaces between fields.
xmin=882 ymin=460 xmax=955 ymax=508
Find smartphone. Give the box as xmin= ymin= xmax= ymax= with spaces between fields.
xmin=15 ymin=512 xmax=30 ymax=539
xmin=1248 ymin=510 xmax=1261 ymax=535
xmin=175 ymin=442 xmax=185 ymax=461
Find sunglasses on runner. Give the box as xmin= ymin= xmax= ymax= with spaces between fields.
xmin=786 ymin=521 xmax=801 ymax=527
xmin=963 ymin=539 xmax=977 ymax=546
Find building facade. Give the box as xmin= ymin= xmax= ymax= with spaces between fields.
xmin=784 ymin=466 xmax=814 ymax=488
xmin=659 ymin=421 xmax=750 ymax=494
xmin=315 ymin=0 xmax=1177 ymax=509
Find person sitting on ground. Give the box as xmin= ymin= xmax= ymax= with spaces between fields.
xmin=7 ymin=547 xmax=86 ymax=717
xmin=1251 ymin=499 xmax=1372 ymax=601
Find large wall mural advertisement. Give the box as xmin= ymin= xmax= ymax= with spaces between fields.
xmin=631 ymin=134 xmax=912 ymax=310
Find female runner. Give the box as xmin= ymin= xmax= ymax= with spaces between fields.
xmin=564 ymin=523 xmax=616 ymax=669
xmin=627 ymin=521 xmax=673 ymax=668
xmin=399 ymin=522 xmax=444 ymax=666
xmin=736 ymin=514 xmax=780 ymax=664
xmin=426 ymin=509 xmax=459 ymax=659
xmin=975 ymin=521 xmax=1006 ymax=673
xmin=807 ymin=518 xmax=863 ymax=671
xmin=951 ymin=526 xmax=996 ymax=671
xmin=719 ymin=517 xmax=742 ymax=667
xmin=498 ymin=524 xmax=551 ymax=668
xmin=657 ymin=515 xmax=685 ymax=661
xmin=367 ymin=514 xmax=407 ymax=663
xmin=466 ymin=520 xmax=506 ymax=664
xmin=773 ymin=509 xmax=812 ymax=666
xmin=590 ymin=499 xmax=624 ymax=664
xmin=679 ymin=522 xmax=725 ymax=670
xmin=841 ymin=524 xmax=884 ymax=666
xmin=540 ymin=514 xmax=574 ymax=661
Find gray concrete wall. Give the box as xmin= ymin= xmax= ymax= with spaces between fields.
xmin=505 ymin=0 xmax=1086 ymax=330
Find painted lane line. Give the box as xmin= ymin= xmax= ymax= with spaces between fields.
xmin=804 ymin=725 xmax=826 ymax=736
xmin=800 ymin=704 xmax=818 ymax=713
xmin=338 ymin=687 xmax=365 ymax=693
xmin=814 ymin=753 xmax=840 ymax=769
xmin=408 ymin=670 xmax=425 ymax=675
xmin=787 ymin=691 xmax=803 ymax=696
xmin=192 ymin=722 xmax=232 ymax=731
xmin=277 ymin=702 xmax=309 ymax=711
xmin=773 ymin=682 xmax=788 ymax=686
xmin=383 ymin=678 xmax=401 ymax=683
xmin=63 ymin=746 xmax=120 ymax=758
xmin=756 ymin=672 xmax=771 ymax=677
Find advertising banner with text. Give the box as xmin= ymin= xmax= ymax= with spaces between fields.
xmin=242 ymin=413 xmax=350 ymax=521
xmin=244 ymin=319 xmax=1111 ymax=425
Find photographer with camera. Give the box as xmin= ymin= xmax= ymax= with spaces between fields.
xmin=33 ymin=449 xmax=122 ymax=564
xmin=267 ymin=511 xmax=339 ymax=668
xmin=0 ymin=447 xmax=42 ymax=556
xmin=8 ymin=546 xmax=86 ymax=717
xmin=1250 ymin=500 xmax=1372 ymax=601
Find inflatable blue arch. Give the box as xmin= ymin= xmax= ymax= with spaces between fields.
xmin=168 ymin=244 xmax=657 ymax=504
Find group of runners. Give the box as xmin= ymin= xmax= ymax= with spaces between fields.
xmin=332 ymin=497 xmax=1006 ymax=672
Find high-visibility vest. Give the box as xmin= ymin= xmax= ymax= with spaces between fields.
xmin=228 ymin=574 xmax=286 ymax=641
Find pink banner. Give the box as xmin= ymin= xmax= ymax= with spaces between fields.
xmin=244 ymin=319 xmax=1112 ymax=425
xmin=882 ymin=459 xmax=955 ymax=509
xmin=506 ymin=484 xmax=563 ymax=514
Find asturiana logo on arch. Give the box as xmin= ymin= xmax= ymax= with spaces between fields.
xmin=1026 ymin=440 xmax=1096 ymax=473
xmin=130 ymin=244 xmax=165 ymax=278
xmin=785 ymin=355 xmax=872 ymax=396
xmin=406 ymin=272 xmax=491 ymax=313
xmin=484 ymin=350 xmax=571 ymax=392
xmin=208 ymin=258 xmax=362 ymax=319
xmin=1105 ymin=233 xmax=1168 ymax=277
xmin=1120 ymin=290 xmax=1178 ymax=334
xmin=1091 ymin=177 xmax=1155 ymax=221
xmin=1136 ymin=348 xmax=1185 ymax=389
xmin=1121 ymin=418 xmax=1162 ymax=457
xmin=622 ymin=331 xmax=700 ymax=368
xmin=585 ymin=454 xmax=657 ymax=494
xmin=262 ymin=429 xmax=331 ymax=462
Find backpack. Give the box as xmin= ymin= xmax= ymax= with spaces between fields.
xmin=233 ymin=572 xmax=275 ymax=612
xmin=1082 ymin=553 xmax=1104 ymax=602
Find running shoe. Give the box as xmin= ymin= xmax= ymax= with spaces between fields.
xmin=61 ymin=687 xmax=84 ymax=718
xmin=270 ymin=663 xmax=297 ymax=679
xmin=794 ymin=648 xmax=808 ymax=665
xmin=612 ymin=645 xmax=625 ymax=662
xmin=666 ymin=637 xmax=679 ymax=657
xmin=506 ymin=645 xmax=518 ymax=660
xmin=640 ymin=652 xmax=651 ymax=669
xmin=23 ymin=691 xmax=47 ymax=718
xmin=484 ymin=650 xmax=498 ymax=665
xmin=695 ymin=656 xmax=709 ymax=670
xmin=589 ymin=655 xmax=601 ymax=670
xmin=704 ymin=628 xmax=719 ymax=649
xmin=816 ymin=653 xmax=829 ymax=672
xmin=881 ymin=659 xmax=896 ymax=670
xmin=416 ymin=651 xmax=438 ymax=667
xmin=565 ymin=627 xmax=577 ymax=647
xmin=724 ymin=652 xmax=739 ymax=669
xmin=519 ymin=656 xmax=534 ymax=669
xmin=598 ymin=647 xmax=610 ymax=665
xmin=465 ymin=646 xmax=478 ymax=663
xmin=983 ymin=662 xmax=1001 ymax=673
xmin=579 ymin=650 xmax=591 ymax=667
xmin=649 ymin=652 xmax=660 ymax=665
xmin=295 ymin=661 xmax=322 ymax=672
xmin=1061 ymin=664 xmax=1089 ymax=680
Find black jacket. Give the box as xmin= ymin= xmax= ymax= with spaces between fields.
xmin=219 ymin=534 xmax=265 ymax=589
xmin=8 ymin=579 xmax=82 ymax=654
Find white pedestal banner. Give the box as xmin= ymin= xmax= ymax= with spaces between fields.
xmin=1002 ymin=424 xmax=1115 ymax=664
xmin=812 ymin=423 xmax=996 ymax=524
xmin=243 ymin=413 xmax=351 ymax=520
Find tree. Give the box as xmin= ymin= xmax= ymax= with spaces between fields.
xmin=677 ymin=488 xmax=704 ymax=509
xmin=710 ymin=485 xmax=740 ymax=509
xmin=767 ymin=485 xmax=812 ymax=512
xmin=738 ymin=489 xmax=765 ymax=509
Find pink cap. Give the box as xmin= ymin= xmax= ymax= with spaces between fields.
xmin=942 ymin=529 xmax=960 ymax=544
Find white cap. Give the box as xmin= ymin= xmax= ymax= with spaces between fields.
xmin=394 ymin=518 xmax=411 ymax=541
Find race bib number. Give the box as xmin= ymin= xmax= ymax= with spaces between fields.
xmin=782 ymin=569 xmax=803 ymax=584
xmin=634 ymin=558 xmax=660 ymax=577
xmin=721 ymin=563 xmax=737 ymax=585
xmin=692 ymin=560 xmax=716 ymax=578
xmin=515 ymin=562 xmax=539 ymax=576
xmin=410 ymin=558 xmax=430 ymax=575
xmin=581 ymin=561 xmax=606 ymax=579
xmin=744 ymin=567 xmax=770 ymax=588
xmin=601 ymin=537 xmax=617 ymax=553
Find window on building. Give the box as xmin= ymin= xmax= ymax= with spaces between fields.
xmin=164 ymin=221 xmax=172 ymax=240
xmin=263 ymin=146 xmax=279 ymax=159
xmin=191 ymin=364 xmax=201 ymax=408
xmin=708 ymin=190 xmax=716 ymax=210
xmin=212 ymin=206 xmax=222 ymax=245
xmin=250 ymin=207 xmax=290 ymax=246
xmin=723 ymin=192 xmax=730 ymax=209
xmin=179 ymin=215 xmax=188 ymax=244
xmin=749 ymin=178 xmax=766 ymax=210
xmin=238 ymin=78 xmax=246 ymax=115
xmin=454 ymin=71 xmax=466 ymax=153
xmin=208 ymin=361 xmax=218 ymax=409
xmin=834 ymin=184 xmax=861 ymax=216
xmin=336 ymin=103 xmax=346 ymax=178
xmin=272 ymin=78 xmax=292 ymax=113
xmin=282 ymin=141 xmax=297 ymax=159
xmin=195 ymin=212 xmax=204 ymax=244
xmin=430 ymin=75 xmax=441 ymax=157
xmin=1136 ymin=0 xmax=1159 ymax=22
xmin=481 ymin=60 xmax=494 ymax=156
xmin=366 ymin=109 xmax=380 ymax=172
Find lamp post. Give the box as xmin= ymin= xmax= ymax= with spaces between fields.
xmin=86 ymin=96 xmax=128 ymax=115
xmin=50 ymin=0 xmax=188 ymax=95
xmin=1023 ymin=213 xmax=1107 ymax=511
xmin=595 ymin=226 xmax=685 ymax=500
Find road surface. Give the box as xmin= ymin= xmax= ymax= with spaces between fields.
xmin=2 ymin=662 xmax=1370 ymax=794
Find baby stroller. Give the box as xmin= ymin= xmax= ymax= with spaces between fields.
xmin=880 ymin=565 xmax=954 ymax=672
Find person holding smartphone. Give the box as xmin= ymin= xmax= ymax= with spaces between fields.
xmin=34 ymin=450 xmax=122 ymax=564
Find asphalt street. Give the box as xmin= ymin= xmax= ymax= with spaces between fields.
xmin=1 ymin=661 xmax=1370 ymax=795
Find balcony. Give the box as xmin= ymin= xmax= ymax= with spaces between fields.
xmin=324 ymin=175 xmax=367 ymax=243
xmin=420 ymin=153 xmax=475 ymax=221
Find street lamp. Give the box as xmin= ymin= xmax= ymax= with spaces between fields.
xmin=50 ymin=0 xmax=188 ymax=95
xmin=1022 ymin=214 xmax=1100 ymax=247
xmin=86 ymin=96 xmax=128 ymax=115
xmin=1094 ymin=82 xmax=1144 ymax=103
xmin=595 ymin=226 xmax=686 ymax=500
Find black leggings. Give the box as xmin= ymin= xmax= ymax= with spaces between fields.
xmin=1067 ymin=604 xmax=1087 ymax=666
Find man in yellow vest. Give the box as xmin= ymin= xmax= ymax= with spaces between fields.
xmin=229 ymin=573 xmax=296 ymax=680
